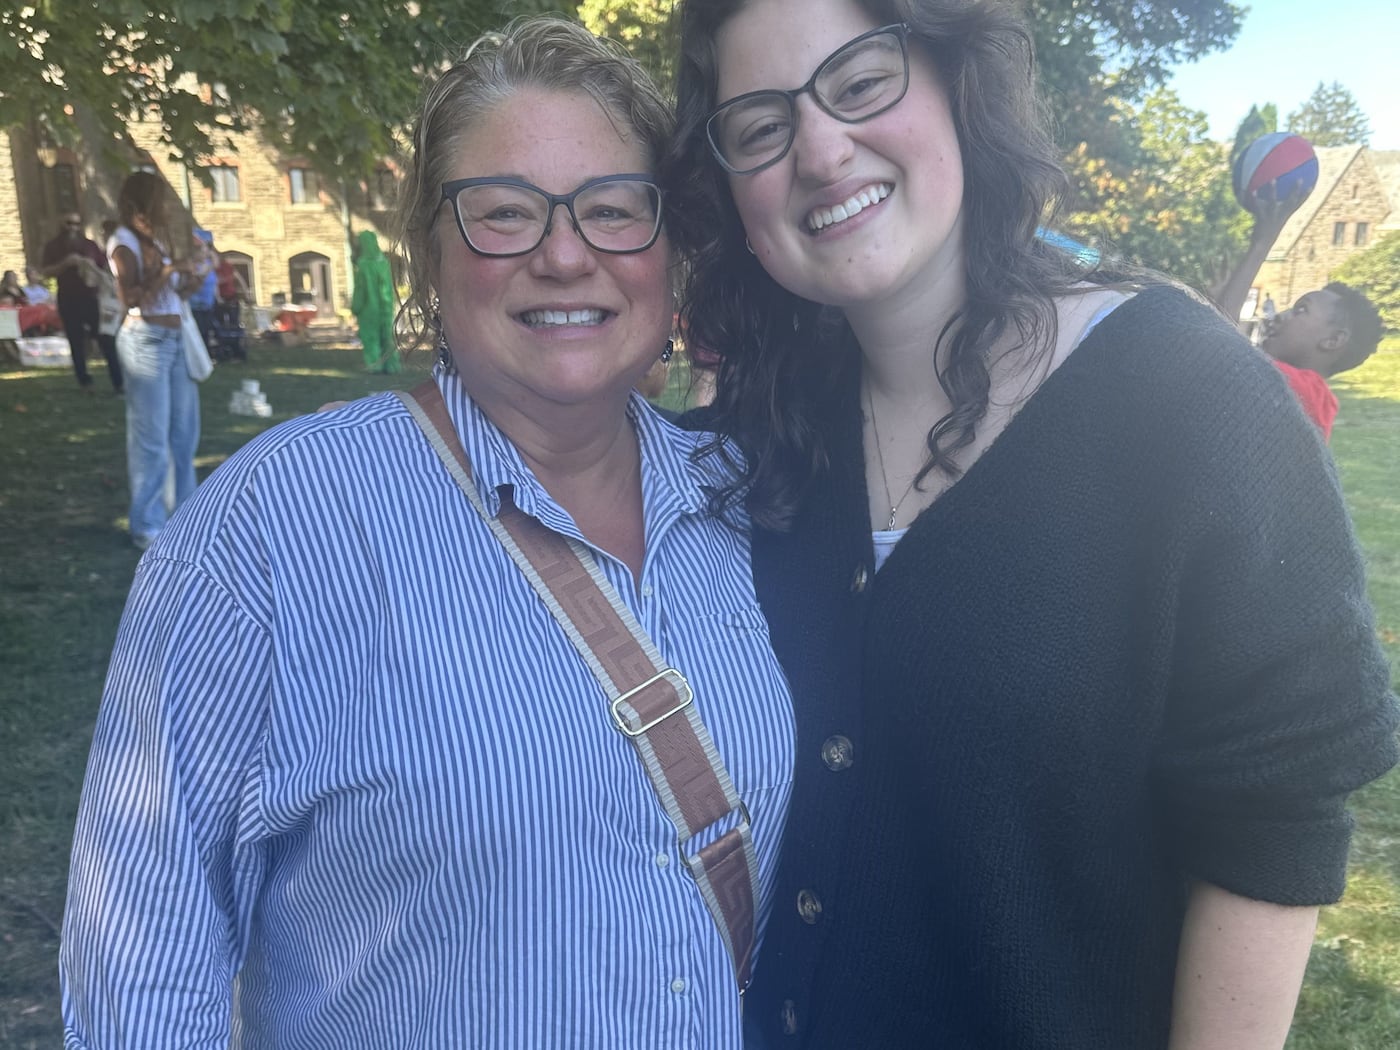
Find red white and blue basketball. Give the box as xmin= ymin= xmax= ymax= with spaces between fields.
xmin=1232 ymin=132 xmax=1319 ymax=214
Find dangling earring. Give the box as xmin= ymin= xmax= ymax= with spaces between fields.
xmin=745 ymin=237 xmax=756 ymax=255
xmin=660 ymin=339 xmax=675 ymax=364
xmin=431 ymin=295 xmax=453 ymax=370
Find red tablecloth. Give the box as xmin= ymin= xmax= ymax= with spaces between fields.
xmin=273 ymin=304 xmax=318 ymax=332
xmin=8 ymin=302 xmax=63 ymax=335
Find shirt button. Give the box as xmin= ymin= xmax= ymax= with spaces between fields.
xmin=850 ymin=565 xmax=869 ymax=593
xmin=821 ymin=734 xmax=854 ymax=771
xmin=642 ymin=583 xmax=654 ymax=597
xmin=670 ymin=978 xmax=687 ymax=994
xmin=655 ymin=852 xmax=670 ymax=868
xmin=780 ymin=999 xmax=799 ymax=1035
xmin=796 ymin=889 xmax=822 ymax=925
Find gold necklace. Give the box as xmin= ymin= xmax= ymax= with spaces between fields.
xmin=866 ymin=385 xmax=918 ymax=531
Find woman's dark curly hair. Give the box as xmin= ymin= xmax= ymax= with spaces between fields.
xmin=664 ymin=0 xmax=1093 ymax=530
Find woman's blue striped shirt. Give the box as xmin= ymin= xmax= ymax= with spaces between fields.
xmin=61 ymin=371 xmax=796 ymax=1048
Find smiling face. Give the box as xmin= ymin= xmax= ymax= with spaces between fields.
xmin=432 ymin=88 xmax=673 ymax=420
xmin=714 ymin=0 xmax=966 ymax=318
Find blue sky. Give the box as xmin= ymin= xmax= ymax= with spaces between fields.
xmin=1164 ymin=0 xmax=1398 ymax=149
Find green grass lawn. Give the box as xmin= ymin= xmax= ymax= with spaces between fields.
xmin=0 ymin=339 xmax=1396 ymax=1046
xmin=1288 ymin=341 xmax=1400 ymax=1048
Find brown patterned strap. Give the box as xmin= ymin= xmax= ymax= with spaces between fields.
xmin=396 ymin=381 xmax=758 ymax=991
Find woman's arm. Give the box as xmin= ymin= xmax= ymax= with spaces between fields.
xmin=61 ymin=558 xmax=271 ymax=1046
xmin=1168 ymin=881 xmax=1319 ymax=1050
xmin=111 ymin=242 xmax=187 ymax=311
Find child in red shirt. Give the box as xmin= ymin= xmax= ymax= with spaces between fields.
xmin=1260 ymin=282 xmax=1382 ymax=441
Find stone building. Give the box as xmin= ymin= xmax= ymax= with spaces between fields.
xmin=2 ymin=115 xmax=398 ymax=321
xmin=1252 ymin=145 xmax=1398 ymax=308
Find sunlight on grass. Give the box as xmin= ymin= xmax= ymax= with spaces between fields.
xmin=1289 ymin=867 xmax=1400 ymax=1048
xmin=1333 ymin=343 xmax=1400 ymax=404
xmin=262 ymin=366 xmax=369 ymax=378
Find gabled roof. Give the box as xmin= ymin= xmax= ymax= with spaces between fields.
xmin=1370 ymin=150 xmax=1400 ymax=226
xmin=1265 ymin=144 xmax=1364 ymax=260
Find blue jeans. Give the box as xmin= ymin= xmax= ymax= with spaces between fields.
xmin=117 ymin=318 xmax=201 ymax=541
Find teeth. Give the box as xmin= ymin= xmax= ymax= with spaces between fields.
xmin=521 ymin=308 xmax=606 ymax=327
xmin=807 ymin=183 xmax=892 ymax=232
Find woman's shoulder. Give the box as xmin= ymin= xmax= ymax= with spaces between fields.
xmin=1069 ymin=283 xmax=1279 ymax=398
xmin=1049 ymin=284 xmax=1326 ymax=489
xmin=150 ymin=393 xmax=420 ymax=561
xmin=182 ymin=394 xmax=412 ymax=516
xmin=107 ymin=226 xmax=142 ymax=259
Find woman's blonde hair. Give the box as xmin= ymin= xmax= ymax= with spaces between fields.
xmin=395 ymin=15 xmax=675 ymax=351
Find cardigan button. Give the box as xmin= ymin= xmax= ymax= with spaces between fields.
xmin=780 ymin=999 xmax=799 ymax=1035
xmin=849 ymin=564 xmax=869 ymax=593
xmin=796 ymin=888 xmax=823 ymax=924
xmin=821 ymin=734 xmax=854 ymax=771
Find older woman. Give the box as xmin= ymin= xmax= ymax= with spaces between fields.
xmin=61 ymin=18 xmax=792 ymax=1047
xmin=668 ymin=0 xmax=1398 ymax=1047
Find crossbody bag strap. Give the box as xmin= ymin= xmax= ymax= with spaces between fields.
xmin=396 ymin=381 xmax=760 ymax=991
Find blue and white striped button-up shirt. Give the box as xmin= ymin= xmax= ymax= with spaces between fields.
xmin=61 ymin=371 xmax=795 ymax=1049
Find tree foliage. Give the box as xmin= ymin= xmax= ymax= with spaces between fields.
xmin=1 ymin=0 xmax=1245 ymax=176
xmin=0 ymin=0 xmax=513 ymax=176
xmin=1287 ymin=81 xmax=1371 ymax=147
xmin=1061 ymin=88 xmax=1250 ymax=292
xmin=1333 ymin=232 xmax=1400 ymax=332
xmin=578 ymin=0 xmax=677 ymax=85
xmin=1030 ymin=0 xmax=1244 ymax=151
xmin=1230 ymin=103 xmax=1278 ymax=170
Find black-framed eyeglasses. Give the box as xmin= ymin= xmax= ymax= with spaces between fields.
xmin=706 ymin=23 xmax=911 ymax=176
xmin=439 ymin=174 xmax=664 ymax=258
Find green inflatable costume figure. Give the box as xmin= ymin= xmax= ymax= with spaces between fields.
xmin=351 ymin=230 xmax=400 ymax=373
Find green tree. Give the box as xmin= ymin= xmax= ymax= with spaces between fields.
xmin=578 ymin=0 xmax=677 ymax=85
xmin=1061 ymin=88 xmax=1250 ymax=292
xmin=0 ymin=0 xmax=513 ymax=177
xmin=1230 ymin=102 xmax=1278 ymax=170
xmin=1287 ymin=81 xmax=1371 ymax=147
xmin=1031 ymin=0 xmax=1244 ymax=151
xmin=577 ymin=0 xmax=1245 ymax=144
xmin=1333 ymin=232 xmax=1400 ymax=332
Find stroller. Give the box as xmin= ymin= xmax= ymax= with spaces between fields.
xmin=211 ymin=298 xmax=246 ymax=362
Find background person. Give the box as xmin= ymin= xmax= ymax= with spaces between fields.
xmin=41 ymin=213 xmax=124 ymax=392
xmin=61 ymin=18 xmax=793 ymax=1048
xmin=188 ymin=228 xmax=218 ymax=353
xmin=1260 ymin=281 xmax=1383 ymax=440
xmin=22 ymin=265 xmax=52 ymax=303
xmin=106 ymin=172 xmax=200 ymax=549
xmin=350 ymin=229 xmax=400 ymax=372
xmin=0 ymin=268 xmax=26 ymax=304
xmin=668 ymin=0 xmax=1399 ymax=1046
xmin=213 ymin=249 xmax=249 ymax=362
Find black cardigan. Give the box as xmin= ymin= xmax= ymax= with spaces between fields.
xmin=734 ymin=287 xmax=1398 ymax=1048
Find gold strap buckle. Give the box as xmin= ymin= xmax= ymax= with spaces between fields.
xmin=610 ymin=668 xmax=693 ymax=737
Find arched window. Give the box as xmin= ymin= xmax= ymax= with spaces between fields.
xmin=288 ymin=251 xmax=333 ymax=313
xmin=222 ymin=251 xmax=255 ymax=301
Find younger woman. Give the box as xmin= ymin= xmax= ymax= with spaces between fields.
xmin=108 ymin=171 xmax=201 ymax=549
xmin=669 ymin=0 xmax=1399 ymax=1046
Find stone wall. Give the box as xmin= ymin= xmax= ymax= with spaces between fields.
xmin=1255 ymin=151 xmax=1393 ymax=308
xmin=0 ymin=132 xmax=25 ymax=275
xmin=4 ymin=117 xmax=396 ymax=319
xmin=127 ymin=122 xmax=395 ymax=316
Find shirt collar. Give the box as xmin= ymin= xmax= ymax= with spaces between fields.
xmin=431 ymin=366 xmax=712 ymax=531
